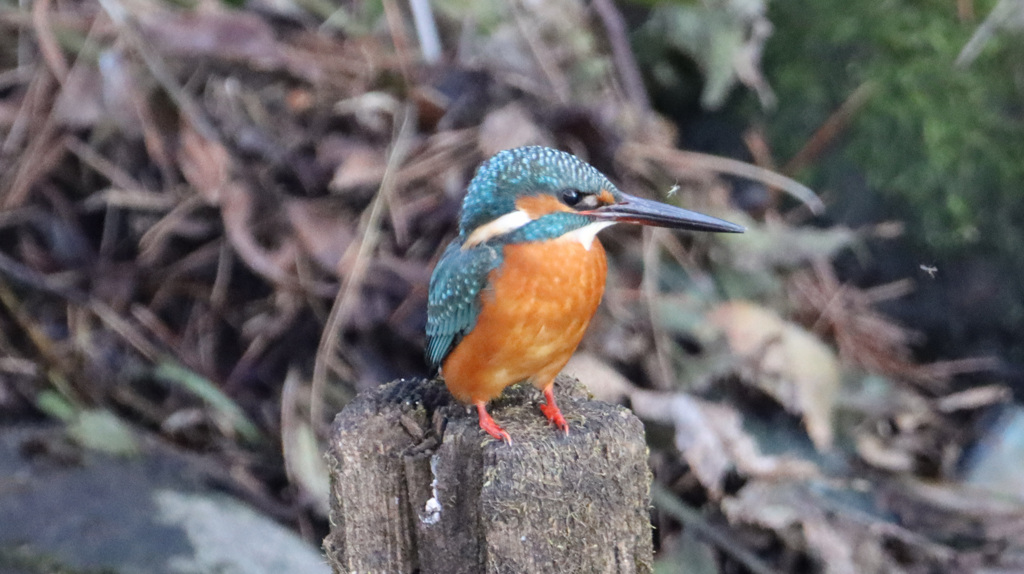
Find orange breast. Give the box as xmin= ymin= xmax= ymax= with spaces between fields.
xmin=441 ymin=238 xmax=608 ymax=404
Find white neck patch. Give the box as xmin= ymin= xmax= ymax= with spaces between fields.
xmin=463 ymin=210 xmax=532 ymax=249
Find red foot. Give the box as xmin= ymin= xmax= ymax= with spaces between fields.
xmin=539 ymin=386 xmax=569 ymax=434
xmin=476 ymin=402 xmax=512 ymax=444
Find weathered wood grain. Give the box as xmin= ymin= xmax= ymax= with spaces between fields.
xmin=324 ymin=375 xmax=653 ymax=574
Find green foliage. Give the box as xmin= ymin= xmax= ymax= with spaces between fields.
xmin=637 ymin=3 xmax=750 ymax=110
xmin=635 ymin=0 xmax=771 ymax=111
xmin=154 ymin=361 xmax=263 ymax=443
xmin=36 ymin=391 xmax=140 ymax=457
xmin=68 ymin=409 xmax=141 ymax=457
xmin=764 ymin=0 xmax=1024 ymax=256
xmin=36 ymin=389 xmax=78 ymax=422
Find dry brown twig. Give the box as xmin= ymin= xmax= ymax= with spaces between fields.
xmin=311 ymin=104 xmax=418 ymax=427
xmin=790 ymin=260 xmax=996 ymax=388
xmin=30 ymin=0 xmax=69 ymax=83
xmin=592 ymin=0 xmax=650 ymax=111
xmin=95 ymin=0 xmax=219 ymax=141
xmin=621 ymin=142 xmax=825 ymax=215
xmin=639 ymin=228 xmax=673 ymax=389
xmin=783 ymin=82 xmax=874 ymax=176
xmin=511 ymin=0 xmax=571 ymax=103
xmin=791 ymin=261 xmax=924 ymax=381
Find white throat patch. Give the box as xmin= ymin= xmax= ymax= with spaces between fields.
xmin=558 ymin=221 xmax=615 ymax=250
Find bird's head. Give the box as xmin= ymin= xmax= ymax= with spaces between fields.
xmin=458 ymin=146 xmax=744 ymax=249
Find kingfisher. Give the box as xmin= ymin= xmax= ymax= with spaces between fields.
xmin=426 ymin=146 xmax=744 ymax=443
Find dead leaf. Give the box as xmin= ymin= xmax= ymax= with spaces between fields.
xmin=281 ymin=368 xmax=330 ymax=516
xmin=637 ymin=389 xmax=816 ymax=496
xmin=789 ymin=261 xmax=946 ymax=387
xmin=333 ymin=92 xmax=402 ymax=134
xmin=854 ymin=433 xmax=916 ymax=473
xmin=639 ymin=3 xmax=776 ymax=110
xmin=137 ymin=6 xmax=320 ymax=81
xmin=723 ymin=481 xmax=869 ymax=574
xmin=178 ymin=124 xmax=232 ymax=204
xmin=801 ymin=513 xmax=858 ymax=574
xmin=97 ymin=48 xmax=147 ymax=139
xmin=562 ymin=352 xmax=632 ymax=404
xmin=726 ymin=220 xmax=857 ymax=272
xmin=935 ymin=384 xmax=1010 ymax=413
xmin=708 ymin=300 xmax=840 ymax=449
xmin=327 ymin=143 xmax=387 ymax=194
xmin=53 ymin=65 xmax=104 ymax=128
xmin=478 ymin=102 xmax=549 ymax=157
xmin=962 ymin=404 xmax=1024 ymax=499
xmin=219 ymin=181 xmax=298 ymax=285
xmin=283 ymin=198 xmax=355 ymax=273
xmin=655 ymin=530 xmax=719 ymax=574
xmin=883 ymin=478 xmax=1024 ymax=544
xmin=564 ymin=352 xmax=816 ymax=496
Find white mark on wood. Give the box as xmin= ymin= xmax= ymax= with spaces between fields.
xmin=421 ymin=454 xmax=443 ymax=525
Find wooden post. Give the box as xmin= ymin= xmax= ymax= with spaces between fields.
xmin=323 ymin=375 xmax=653 ymax=574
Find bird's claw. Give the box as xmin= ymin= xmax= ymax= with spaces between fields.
xmin=540 ymin=386 xmax=570 ymax=435
xmin=481 ymin=420 xmax=513 ymax=444
xmin=539 ymin=401 xmax=569 ymax=434
xmin=476 ymin=402 xmax=513 ymax=444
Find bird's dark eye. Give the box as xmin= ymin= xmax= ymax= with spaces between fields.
xmin=560 ymin=188 xmax=584 ymax=206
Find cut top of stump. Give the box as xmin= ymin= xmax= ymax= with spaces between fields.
xmin=324 ymin=375 xmax=653 ymax=574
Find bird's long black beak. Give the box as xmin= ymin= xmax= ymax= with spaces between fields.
xmin=587 ymin=192 xmax=746 ymax=233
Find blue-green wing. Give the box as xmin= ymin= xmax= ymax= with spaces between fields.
xmin=425 ymin=240 xmax=503 ymax=369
